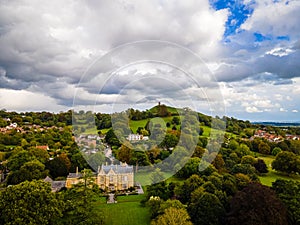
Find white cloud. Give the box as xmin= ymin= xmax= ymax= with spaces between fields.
xmin=246 ymin=106 xmax=263 ymax=113
xmin=241 ymin=0 xmax=300 ymax=40
xmin=0 ymin=0 xmax=300 ymax=123
xmin=0 ymin=0 xmax=230 ymax=111
xmin=266 ymin=47 xmax=295 ymax=57
xmin=292 ymin=109 xmax=298 ymax=113
xmin=0 ymin=89 xmax=65 ymax=112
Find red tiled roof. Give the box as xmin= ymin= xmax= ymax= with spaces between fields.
xmin=36 ymin=145 xmax=49 ymax=150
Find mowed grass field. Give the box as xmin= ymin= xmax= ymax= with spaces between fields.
xmin=95 ymin=195 xmax=150 ymax=225
xmin=257 ymin=154 xmax=300 ymax=186
xmin=135 ymin=170 xmax=177 ymax=186
xmin=129 ymin=116 xmax=180 ymax=134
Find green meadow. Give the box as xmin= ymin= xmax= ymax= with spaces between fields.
xmin=95 ymin=195 xmax=150 ymax=225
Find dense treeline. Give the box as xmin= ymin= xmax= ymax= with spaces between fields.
xmin=1 ymin=106 xmax=300 ymax=225
xmin=0 ymin=110 xmax=73 ymax=127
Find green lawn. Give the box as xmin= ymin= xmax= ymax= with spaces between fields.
xmin=129 ymin=116 xmax=180 ymax=134
xmin=117 ymin=194 xmax=146 ymax=203
xmin=201 ymin=125 xmax=232 ymax=138
xmin=95 ymin=195 xmax=150 ymax=225
xmin=129 ymin=119 xmax=149 ymax=134
xmin=166 ymin=176 xmax=185 ymax=184
xmin=257 ymin=154 xmax=300 ymax=186
xmin=83 ymin=126 xmax=98 ymax=134
xmin=135 ymin=171 xmax=175 ymax=186
xmin=259 ymin=171 xmax=300 ymax=186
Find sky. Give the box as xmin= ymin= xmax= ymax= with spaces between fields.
xmin=0 ymin=0 xmax=300 ymax=122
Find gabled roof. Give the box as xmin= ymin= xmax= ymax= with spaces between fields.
xmin=52 ymin=181 xmax=66 ymax=189
xmin=44 ymin=176 xmax=53 ymax=183
xmin=98 ymin=163 xmax=133 ymax=174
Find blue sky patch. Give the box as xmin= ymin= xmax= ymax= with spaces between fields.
xmin=254 ymin=33 xmax=272 ymax=42
xmin=210 ymin=0 xmax=254 ymax=37
xmin=277 ymin=35 xmax=290 ymax=41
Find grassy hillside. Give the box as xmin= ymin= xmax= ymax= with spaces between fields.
xmin=148 ymin=104 xmax=181 ymax=115
xmin=258 ymin=154 xmax=300 ymax=186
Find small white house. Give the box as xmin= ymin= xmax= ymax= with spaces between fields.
xmin=127 ymin=134 xmax=143 ymax=141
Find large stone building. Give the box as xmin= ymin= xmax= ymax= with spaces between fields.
xmin=66 ymin=162 xmax=134 ymax=191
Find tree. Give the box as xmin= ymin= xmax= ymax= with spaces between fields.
xmin=241 ymin=155 xmax=257 ymax=165
xmin=272 ymin=179 xmax=300 ymax=225
xmin=176 ymin=157 xmax=201 ymax=178
xmin=254 ymin=158 xmax=268 ymax=174
xmin=271 ymin=147 xmax=282 ymax=156
xmin=172 ymin=117 xmax=180 ymax=125
xmin=104 ymin=128 xmax=120 ymax=146
xmin=58 ymin=153 xmax=71 ymax=171
xmin=117 ymin=144 xmax=133 ymax=164
xmin=151 ymin=207 xmax=193 ymax=225
xmin=222 ymin=173 xmax=238 ymax=196
xmin=228 ymin=140 xmax=239 ymax=150
xmin=231 ymin=163 xmax=258 ymax=180
xmin=236 ymin=144 xmax=251 ymax=157
xmin=60 ymin=185 xmax=104 ymax=225
xmin=81 ymin=168 xmax=95 ymax=189
xmin=272 ymin=151 xmax=300 ymax=174
xmin=70 ymin=152 xmax=89 ymax=171
xmin=161 ymin=133 xmax=179 ymax=148
xmin=28 ymin=147 xmax=50 ymax=163
xmin=46 ymin=157 xmax=69 ymax=178
xmin=212 ymin=154 xmax=226 ymax=171
xmin=158 ymin=199 xmax=186 ymax=214
xmin=188 ymin=188 xmax=225 ymax=225
xmin=258 ymin=141 xmax=271 ymax=155
xmin=0 ymin=180 xmax=62 ymax=225
xmin=7 ymin=150 xmax=33 ymax=171
xmin=147 ymin=181 xmax=170 ymax=201
xmin=234 ymin=173 xmax=251 ymax=190
xmin=175 ymin=174 xmax=204 ymax=203
xmin=7 ymin=160 xmax=48 ymax=185
xmin=226 ymin=182 xmax=288 ymax=225
xmin=147 ymin=196 xmax=163 ymax=219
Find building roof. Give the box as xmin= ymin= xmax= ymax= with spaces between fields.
xmin=67 ymin=173 xmax=83 ymax=178
xmin=98 ymin=162 xmax=133 ymax=174
xmin=52 ymin=181 xmax=66 ymax=190
xmin=36 ymin=145 xmax=49 ymax=150
xmin=44 ymin=176 xmax=53 ymax=183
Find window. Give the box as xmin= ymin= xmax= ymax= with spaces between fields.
xmin=123 ymin=176 xmax=127 ymax=182
xmin=109 ymin=176 xmax=113 ymax=183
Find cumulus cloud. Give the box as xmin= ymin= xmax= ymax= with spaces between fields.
xmin=241 ymin=0 xmax=300 ymax=40
xmin=0 ymin=0 xmax=229 ymax=111
xmin=0 ymin=0 xmax=300 ymax=122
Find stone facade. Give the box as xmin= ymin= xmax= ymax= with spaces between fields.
xmin=66 ymin=162 xmax=134 ymax=191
